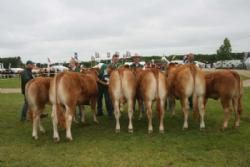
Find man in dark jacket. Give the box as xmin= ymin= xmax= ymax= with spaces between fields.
xmin=20 ymin=60 xmax=34 ymax=121
xmin=97 ymin=54 xmax=120 ymax=117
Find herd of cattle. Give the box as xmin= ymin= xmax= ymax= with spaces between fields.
xmin=25 ymin=64 xmax=243 ymax=141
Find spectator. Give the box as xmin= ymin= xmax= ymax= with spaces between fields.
xmin=20 ymin=60 xmax=34 ymax=121
xmin=130 ymin=53 xmax=143 ymax=68
xmin=69 ymin=58 xmax=81 ymax=72
xmin=184 ymin=53 xmax=194 ymax=64
xmin=97 ymin=54 xmax=120 ymax=117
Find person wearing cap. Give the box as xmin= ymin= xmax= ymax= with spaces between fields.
xmin=97 ymin=54 xmax=120 ymax=117
xmin=130 ymin=53 xmax=143 ymax=68
xmin=183 ymin=53 xmax=194 ymax=64
xmin=109 ymin=53 xmax=121 ymax=68
xmin=20 ymin=60 xmax=35 ymax=121
xmin=69 ymin=58 xmax=81 ymax=72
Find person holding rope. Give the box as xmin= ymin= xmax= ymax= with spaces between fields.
xmin=97 ymin=53 xmax=120 ymax=117
xmin=20 ymin=60 xmax=34 ymax=121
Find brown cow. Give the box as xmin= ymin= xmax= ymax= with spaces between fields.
xmin=202 ymin=70 xmax=243 ymax=129
xmin=166 ymin=63 xmax=206 ymax=129
xmin=50 ymin=71 xmax=99 ymax=141
xmin=109 ymin=68 xmax=136 ymax=133
xmin=25 ymin=77 xmax=51 ymax=139
xmin=135 ymin=68 xmax=167 ymax=133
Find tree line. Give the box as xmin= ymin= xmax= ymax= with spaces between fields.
xmin=0 ymin=38 xmax=246 ymax=68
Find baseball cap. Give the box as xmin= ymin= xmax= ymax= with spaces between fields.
xmin=26 ymin=60 xmax=35 ymax=65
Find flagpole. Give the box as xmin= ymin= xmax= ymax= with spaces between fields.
xmin=47 ymin=58 xmax=50 ymax=77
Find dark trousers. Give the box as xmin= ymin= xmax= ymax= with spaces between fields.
xmin=21 ymin=95 xmax=28 ymax=121
xmin=97 ymin=84 xmax=113 ymax=116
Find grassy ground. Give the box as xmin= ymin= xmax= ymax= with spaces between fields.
xmin=240 ymin=75 xmax=250 ymax=81
xmin=0 ymin=89 xmax=250 ymax=167
xmin=0 ymin=75 xmax=249 ymax=89
xmin=0 ymin=78 xmax=20 ymax=88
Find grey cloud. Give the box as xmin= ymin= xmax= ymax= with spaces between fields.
xmin=0 ymin=0 xmax=249 ymax=63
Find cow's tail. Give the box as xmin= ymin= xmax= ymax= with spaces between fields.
xmin=231 ymin=71 xmax=243 ymax=115
xmin=188 ymin=64 xmax=200 ymax=119
xmin=152 ymin=69 xmax=161 ymax=118
xmin=25 ymin=80 xmax=34 ymax=122
xmin=53 ymin=73 xmax=65 ymax=128
xmin=238 ymin=80 xmax=243 ymax=115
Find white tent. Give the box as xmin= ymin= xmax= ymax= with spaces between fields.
xmin=51 ymin=65 xmax=69 ymax=71
xmin=10 ymin=68 xmax=24 ymax=73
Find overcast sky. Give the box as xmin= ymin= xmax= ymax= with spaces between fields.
xmin=0 ymin=0 xmax=249 ymax=63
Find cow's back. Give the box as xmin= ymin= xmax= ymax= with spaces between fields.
xmin=205 ymin=70 xmax=240 ymax=99
xmin=26 ymin=77 xmax=51 ymax=108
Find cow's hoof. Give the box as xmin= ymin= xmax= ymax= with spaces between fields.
xmin=182 ymin=127 xmax=188 ymax=131
xmin=94 ymin=121 xmax=99 ymax=125
xmin=200 ymin=127 xmax=206 ymax=132
xmin=66 ymin=137 xmax=73 ymax=142
xmin=220 ymin=127 xmax=226 ymax=132
xmin=148 ymin=130 xmax=153 ymax=134
xmin=53 ymin=137 xmax=60 ymax=143
xmin=159 ymin=130 xmax=165 ymax=134
xmin=128 ymin=129 xmax=133 ymax=133
xmin=115 ymin=129 xmax=120 ymax=133
xmin=32 ymin=136 xmax=38 ymax=140
xmin=40 ymin=129 xmax=46 ymax=134
xmin=234 ymin=122 xmax=240 ymax=128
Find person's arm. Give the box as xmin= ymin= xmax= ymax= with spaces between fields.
xmin=98 ymin=64 xmax=106 ymax=79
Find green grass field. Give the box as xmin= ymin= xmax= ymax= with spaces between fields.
xmin=0 ymin=74 xmax=249 ymax=89
xmin=0 ymin=89 xmax=250 ymax=167
xmin=0 ymin=78 xmax=21 ymax=88
xmin=240 ymin=75 xmax=250 ymax=81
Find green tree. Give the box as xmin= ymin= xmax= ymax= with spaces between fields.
xmin=217 ymin=38 xmax=232 ymax=61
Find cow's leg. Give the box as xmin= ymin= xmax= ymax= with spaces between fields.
xmin=51 ymin=105 xmax=60 ymax=142
xmin=181 ymin=97 xmax=189 ymax=129
xmin=159 ymin=99 xmax=165 ymax=133
xmin=169 ymin=96 xmax=176 ymax=116
xmin=221 ymin=98 xmax=231 ymax=130
xmin=38 ymin=106 xmax=46 ymax=133
xmin=80 ymin=106 xmax=86 ymax=124
xmin=38 ymin=117 xmax=45 ymax=133
xmin=146 ymin=100 xmax=153 ymax=134
xmin=127 ymin=99 xmax=134 ymax=133
xmin=90 ymin=98 xmax=98 ymax=124
xmin=232 ymin=97 xmax=240 ymax=127
xmin=198 ymin=96 xmax=205 ymax=129
xmin=138 ymin=99 xmax=143 ymax=120
xmin=31 ymin=107 xmax=39 ymax=140
xmin=114 ymin=100 xmax=121 ymax=133
xmin=65 ymin=105 xmax=75 ymax=141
